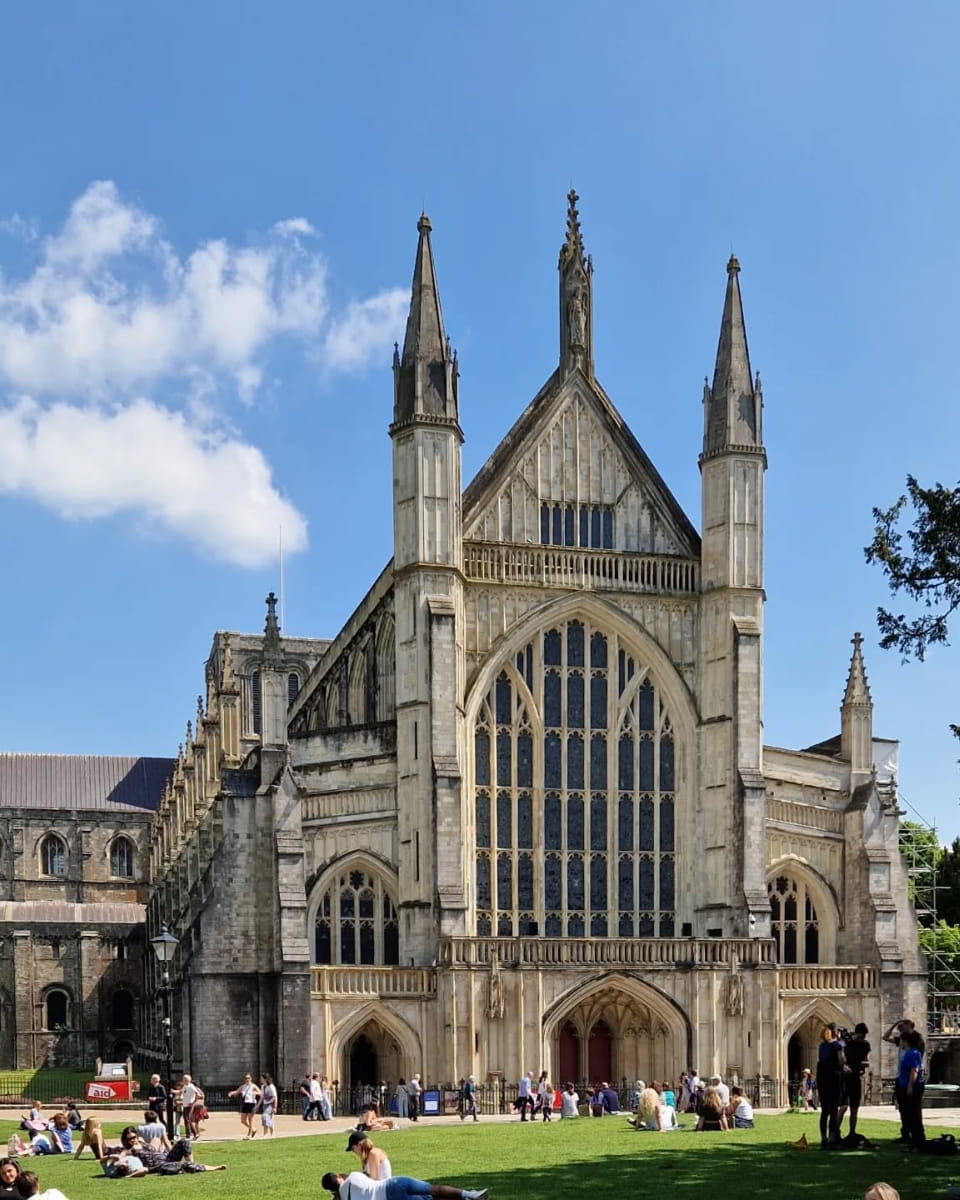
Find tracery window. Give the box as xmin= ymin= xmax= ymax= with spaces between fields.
xmin=40 ymin=834 xmax=67 ymax=878
xmin=314 ymin=869 xmax=399 ymax=965
xmin=44 ymin=988 xmax=69 ymax=1030
xmin=110 ymin=836 xmax=135 ymax=879
xmin=474 ymin=618 xmax=676 ymax=938
xmin=768 ymin=874 xmax=819 ymax=964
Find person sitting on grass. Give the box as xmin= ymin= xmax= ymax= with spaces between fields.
xmin=631 ymin=1084 xmax=663 ymax=1131
xmin=695 ymin=1086 xmax=728 ymax=1131
xmin=20 ymin=1105 xmax=46 ymax=1135
xmin=72 ymin=1119 xmax=108 ymax=1161
xmin=864 ymin=1186 xmax=899 ymax=1200
xmin=355 ymin=1106 xmax=398 ymax=1133
xmin=726 ymin=1086 xmax=755 ymax=1129
xmin=135 ymin=1111 xmax=169 ymax=1150
xmin=560 ymin=1083 xmax=579 ymax=1119
xmin=28 ymin=1115 xmax=72 ymax=1156
xmin=17 ymin=1168 xmax=68 ymax=1200
xmin=1 ymin=1158 xmax=25 ymax=1198
xmin=322 ymin=1172 xmax=487 ymax=1200
xmin=347 ymin=1132 xmax=391 ymax=1180
xmin=102 ymin=1127 xmax=227 ymax=1177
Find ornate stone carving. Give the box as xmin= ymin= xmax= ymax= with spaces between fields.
xmin=486 ymin=950 xmax=505 ymax=1020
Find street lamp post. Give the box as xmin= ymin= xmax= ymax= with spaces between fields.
xmin=149 ymin=925 xmax=180 ymax=1139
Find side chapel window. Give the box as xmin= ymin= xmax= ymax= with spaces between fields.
xmin=474 ymin=619 xmax=676 ymax=938
xmin=768 ymin=875 xmax=819 ymax=964
xmin=110 ymin=837 xmax=135 ymax=879
xmin=314 ymin=870 xmax=399 ymax=965
xmin=41 ymin=834 xmax=67 ymax=878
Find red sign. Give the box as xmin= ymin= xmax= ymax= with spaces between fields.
xmin=84 ymin=1080 xmax=133 ymax=1102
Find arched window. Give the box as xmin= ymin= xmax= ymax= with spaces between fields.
xmin=40 ymin=834 xmax=66 ymax=878
xmin=376 ymin=617 xmax=396 ymax=722
xmin=474 ymin=618 xmax=677 ymax=939
xmin=288 ymin=672 xmax=301 ymax=703
xmin=111 ymin=989 xmax=135 ymax=1029
xmin=251 ymin=670 xmax=262 ymax=735
xmin=44 ymin=989 xmax=69 ymax=1030
xmin=314 ymin=869 xmax=399 ymax=965
xmin=769 ymin=874 xmax=820 ymax=964
xmin=110 ymin=837 xmax=135 ymax=879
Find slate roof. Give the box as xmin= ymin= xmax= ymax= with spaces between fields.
xmin=0 ymin=900 xmax=146 ymax=925
xmin=0 ymin=754 xmax=173 ymax=813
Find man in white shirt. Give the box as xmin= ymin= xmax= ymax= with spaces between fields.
xmin=709 ymin=1075 xmax=730 ymax=1107
xmin=321 ymin=1171 xmax=488 ymax=1200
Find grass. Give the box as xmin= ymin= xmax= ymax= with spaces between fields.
xmin=4 ymin=1113 xmax=957 ymax=1200
xmin=0 ymin=1072 xmax=92 ymax=1104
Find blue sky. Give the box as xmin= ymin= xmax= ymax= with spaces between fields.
xmin=1 ymin=2 xmax=958 ymax=836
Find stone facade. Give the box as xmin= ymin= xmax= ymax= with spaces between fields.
xmin=146 ymin=193 xmax=925 ymax=1092
xmin=4 ymin=195 xmax=924 ymax=1092
xmin=0 ymin=755 xmax=170 ymax=1068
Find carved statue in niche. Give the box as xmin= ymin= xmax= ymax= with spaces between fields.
xmin=726 ymin=955 xmax=744 ymax=1016
xmin=568 ymin=289 xmax=586 ymax=348
xmin=486 ymin=951 xmax=505 ymax=1020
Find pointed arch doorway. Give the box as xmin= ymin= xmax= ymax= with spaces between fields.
xmin=545 ymin=976 xmax=688 ymax=1086
xmin=343 ymin=1021 xmax=403 ymax=1090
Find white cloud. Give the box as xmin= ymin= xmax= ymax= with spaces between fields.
xmin=0 ymin=182 xmax=410 ymax=566
xmin=323 ymin=288 xmax=408 ymax=371
xmin=0 ymin=397 xmax=307 ymax=568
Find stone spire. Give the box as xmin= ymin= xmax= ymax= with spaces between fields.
xmin=392 ymin=213 xmax=459 ymax=429
xmin=558 ymin=188 xmax=594 ymax=378
xmin=702 ymin=255 xmax=763 ymax=460
xmin=263 ymin=591 xmax=282 ymax=666
xmin=841 ymin=632 xmax=874 ymax=777
xmin=842 ymin=632 xmax=873 ymax=708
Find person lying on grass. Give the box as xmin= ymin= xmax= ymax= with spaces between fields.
xmin=322 ymin=1171 xmax=488 ymax=1200
xmin=101 ymin=1128 xmax=226 ymax=1177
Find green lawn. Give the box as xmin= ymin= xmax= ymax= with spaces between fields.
xmin=5 ymin=1114 xmax=956 ymax=1200
xmin=0 ymin=1072 xmax=91 ymax=1104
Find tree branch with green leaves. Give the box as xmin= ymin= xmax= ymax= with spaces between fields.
xmin=865 ymin=474 xmax=960 ymax=741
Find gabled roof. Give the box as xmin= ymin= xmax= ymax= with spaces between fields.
xmin=462 ymin=365 xmax=701 ymax=556
xmin=0 ymin=753 xmax=172 ymax=813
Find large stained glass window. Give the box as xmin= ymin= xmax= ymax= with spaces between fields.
xmin=314 ymin=869 xmax=400 ymax=965
xmin=474 ymin=618 xmax=677 ymax=938
xmin=768 ymin=875 xmax=819 ymax=964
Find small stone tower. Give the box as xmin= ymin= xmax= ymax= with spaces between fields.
xmin=698 ymin=256 xmax=769 ymax=935
xmin=390 ymin=215 xmax=467 ymax=961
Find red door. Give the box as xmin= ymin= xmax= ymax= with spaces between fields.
xmin=587 ymin=1019 xmax=612 ymax=1084
xmin=558 ymin=1021 xmax=578 ymax=1084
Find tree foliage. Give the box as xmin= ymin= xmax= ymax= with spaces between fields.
xmin=865 ymin=475 xmax=960 ymax=741
xmin=937 ymin=837 xmax=960 ymax=928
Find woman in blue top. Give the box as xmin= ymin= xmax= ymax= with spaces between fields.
xmin=895 ymin=1028 xmax=926 ymax=1147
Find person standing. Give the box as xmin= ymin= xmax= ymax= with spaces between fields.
xmin=841 ymin=1024 xmax=871 ymax=1137
xmin=816 ymin=1026 xmax=848 ymax=1149
xmin=460 ymin=1076 xmax=478 ymax=1122
xmin=883 ymin=1019 xmax=915 ymax=1142
xmin=259 ymin=1074 xmax=278 ymax=1137
xmin=320 ymin=1076 xmax=333 ymax=1120
xmin=307 ymin=1074 xmax=325 ymax=1121
xmin=406 ymin=1075 xmax=421 ymax=1122
xmin=178 ymin=1075 xmax=203 ymax=1139
xmin=394 ymin=1079 xmax=409 ymax=1120
xmin=896 ymin=1028 xmax=926 ymax=1148
xmin=146 ymin=1075 xmax=167 ymax=1121
xmin=300 ymin=1074 xmax=313 ymax=1120
xmin=516 ymin=1072 xmax=534 ymax=1122
xmin=228 ymin=1073 xmax=262 ymax=1139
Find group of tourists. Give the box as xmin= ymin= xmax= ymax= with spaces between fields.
xmin=227 ymin=1073 xmax=279 ymax=1138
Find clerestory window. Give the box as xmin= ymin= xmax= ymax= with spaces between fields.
xmin=540 ymin=503 xmax=614 ymax=549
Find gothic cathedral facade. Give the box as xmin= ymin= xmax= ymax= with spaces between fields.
xmin=147 ymin=195 xmax=925 ymax=1092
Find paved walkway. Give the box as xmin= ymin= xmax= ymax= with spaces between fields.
xmin=24 ymin=1103 xmax=960 ymax=1142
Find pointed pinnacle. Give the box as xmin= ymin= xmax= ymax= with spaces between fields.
xmin=843 ymin=631 xmax=873 ymax=707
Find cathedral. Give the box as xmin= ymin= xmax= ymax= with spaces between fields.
xmin=3 ymin=194 xmax=925 ymax=1094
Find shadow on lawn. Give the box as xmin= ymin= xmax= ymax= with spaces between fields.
xmin=470 ymin=1130 xmax=956 ymax=1200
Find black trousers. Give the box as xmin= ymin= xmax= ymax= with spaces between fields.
xmin=895 ymin=1082 xmax=925 ymax=1145
xmin=817 ymin=1076 xmax=841 ymax=1144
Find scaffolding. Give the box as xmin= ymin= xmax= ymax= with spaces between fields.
xmin=899 ymin=802 xmax=960 ymax=1034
